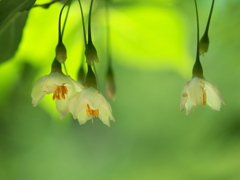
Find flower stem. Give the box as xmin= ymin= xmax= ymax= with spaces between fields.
xmin=87 ymin=0 xmax=94 ymax=45
xmin=198 ymin=0 xmax=214 ymax=55
xmin=105 ymin=0 xmax=112 ymax=64
xmin=62 ymin=0 xmax=72 ymax=37
xmin=77 ymin=0 xmax=87 ymax=47
xmin=192 ymin=0 xmax=204 ymax=78
xmin=57 ymin=0 xmax=71 ymax=74
xmin=204 ymin=0 xmax=215 ymax=35
xmin=58 ymin=1 xmax=70 ymax=44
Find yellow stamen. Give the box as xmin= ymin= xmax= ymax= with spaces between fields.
xmin=86 ymin=104 xmax=99 ymax=117
xmin=52 ymin=86 xmax=68 ymax=100
xmin=203 ymin=91 xmax=207 ymax=105
xmin=200 ymin=81 xmax=207 ymax=106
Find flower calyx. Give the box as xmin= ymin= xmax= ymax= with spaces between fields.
xmin=85 ymin=42 xmax=99 ymax=66
xmin=56 ymin=42 xmax=67 ymax=64
xmin=105 ymin=64 xmax=116 ymax=100
xmin=199 ymin=33 xmax=209 ymax=56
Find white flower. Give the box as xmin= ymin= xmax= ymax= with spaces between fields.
xmin=180 ymin=77 xmax=225 ymax=115
xmin=68 ymin=86 xmax=115 ymax=127
xmin=31 ymin=72 xmax=83 ymax=116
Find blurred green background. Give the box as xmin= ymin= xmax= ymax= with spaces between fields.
xmin=1 ymin=0 xmax=240 ymax=179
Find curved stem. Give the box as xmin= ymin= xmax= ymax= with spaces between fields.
xmin=105 ymin=0 xmax=112 ymax=64
xmin=58 ymin=0 xmax=70 ymax=44
xmin=77 ymin=0 xmax=87 ymax=47
xmin=57 ymin=0 xmax=71 ymax=74
xmin=62 ymin=0 xmax=72 ymax=37
xmin=204 ymin=0 xmax=215 ymax=34
xmin=88 ymin=0 xmax=94 ymax=45
xmin=195 ymin=0 xmax=200 ymax=61
xmin=193 ymin=0 xmax=203 ymax=78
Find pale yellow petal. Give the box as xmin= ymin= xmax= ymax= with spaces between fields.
xmin=48 ymin=72 xmax=70 ymax=86
xmin=98 ymin=95 xmax=115 ymax=126
xmin=81 ymin=87 xmax=102 ymax=109
xmin=188 ymin=77 xmax=204 ymax=106
xmin=180 ymin=79 xmax=191 ymax=113
xmin=69 ymin=93 xmax=87 ymax=119
xmin=204 ymin=80 xmax=225 ymax=111
xmin=77 ymin=109 xmax=92 ymax=125
xmin=31 ymin=76 xmax=49 ymax=106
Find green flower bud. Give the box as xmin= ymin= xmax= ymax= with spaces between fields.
xmin=85 ymin=65 xmax=97 ymax=89
xmin=199 ymin=33 xmax=209 ymax=56
xmin=78 ymin=65 xmax=85 ymax=85
xmin=51 ymin=58 xmax=62 ymax=73
xmin=192 ymin=56 xmax=204 ymax=78
xmin=85 ymin=42 xmax=99 ymax=66
xmin=105 ymin=65 xmax=116 ymax=100
xmin=56 ymin=42 xmax=67 ymax=64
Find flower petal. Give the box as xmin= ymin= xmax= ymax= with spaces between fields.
xmin=180 ymin=90 xmax=188 ymax=112
xmin=188 ymin=77 xmax=205 ymax=106
xmin=56 ymin=98 xmax=69 ymax=119
xmin=47 ymin=72 xmax=70 ymax=86
xmin=100 ymin=95 xmax=115 ymax=120
xmin=81 ymin=87 xmax=102 ymax=109
xmin=204 ymin=80 xmax=225 ymax=111
xmin=77 ymin=109 xmax=92 ymax=125
xmin=98 ymin=96 xmax=115 ymax=126
xmin=31 ymin=76 xmax=48 ymax=106
xmin=71 ymin=80 xmax=84 ymax=93
xmin=185 ymin=98 xmax=192 ymax=115
xmin=69 ymin=93 xmax=87 ymax=119
xmin=180 ymin=80 xmax=191 ymax=113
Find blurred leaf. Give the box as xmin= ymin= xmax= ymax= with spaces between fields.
xmin=0 ymin=0 xmax=36 ymax=28
xmin=0 ymin=11 xmax=29 ymax=63
xmin=0 ymin=0 xmax=36 ymax=63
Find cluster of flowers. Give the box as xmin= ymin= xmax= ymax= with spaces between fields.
xmin=31 ymin=70 xmax=115 ymax=126
xmin=31 ymin=0 xmax=224 ymax=125
xmin=31 ymin=0 xmax=115 ymax=126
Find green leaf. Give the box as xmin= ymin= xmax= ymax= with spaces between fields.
xmin=0 ymin=0 xmax=36 ymax=63
xmin=0 ymin=0 xmax=36 ymax=29
xmin=0 ymin=11 xmax=29 ymax=63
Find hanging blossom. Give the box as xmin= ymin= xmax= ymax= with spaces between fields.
xmin=31 ymin=72 xmax=83 ymax=116
xmin=180 ymin=0 xmax=224 ymax=115
xmin=180 ymin=77 xmax=225 ymax=115
xmin=65 ymin=86 xmax=115 ymax=127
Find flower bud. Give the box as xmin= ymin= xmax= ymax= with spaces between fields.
xmin=78 ymin=65 xmax=85 ymax=85
xmin=56 ymin=42 xmax=67 ymax=64
xmin=85 ymin=43 xmax=99 ymax=66
xmin=199 ymin=33 xmax=209 ymax=56
xmin=85 ymin=65 xmax=97 ymax=89
xmin=105 ymin=65 xmax=116 ymax=100
xmin=51 ymin=58 xmax=62 ymax=73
